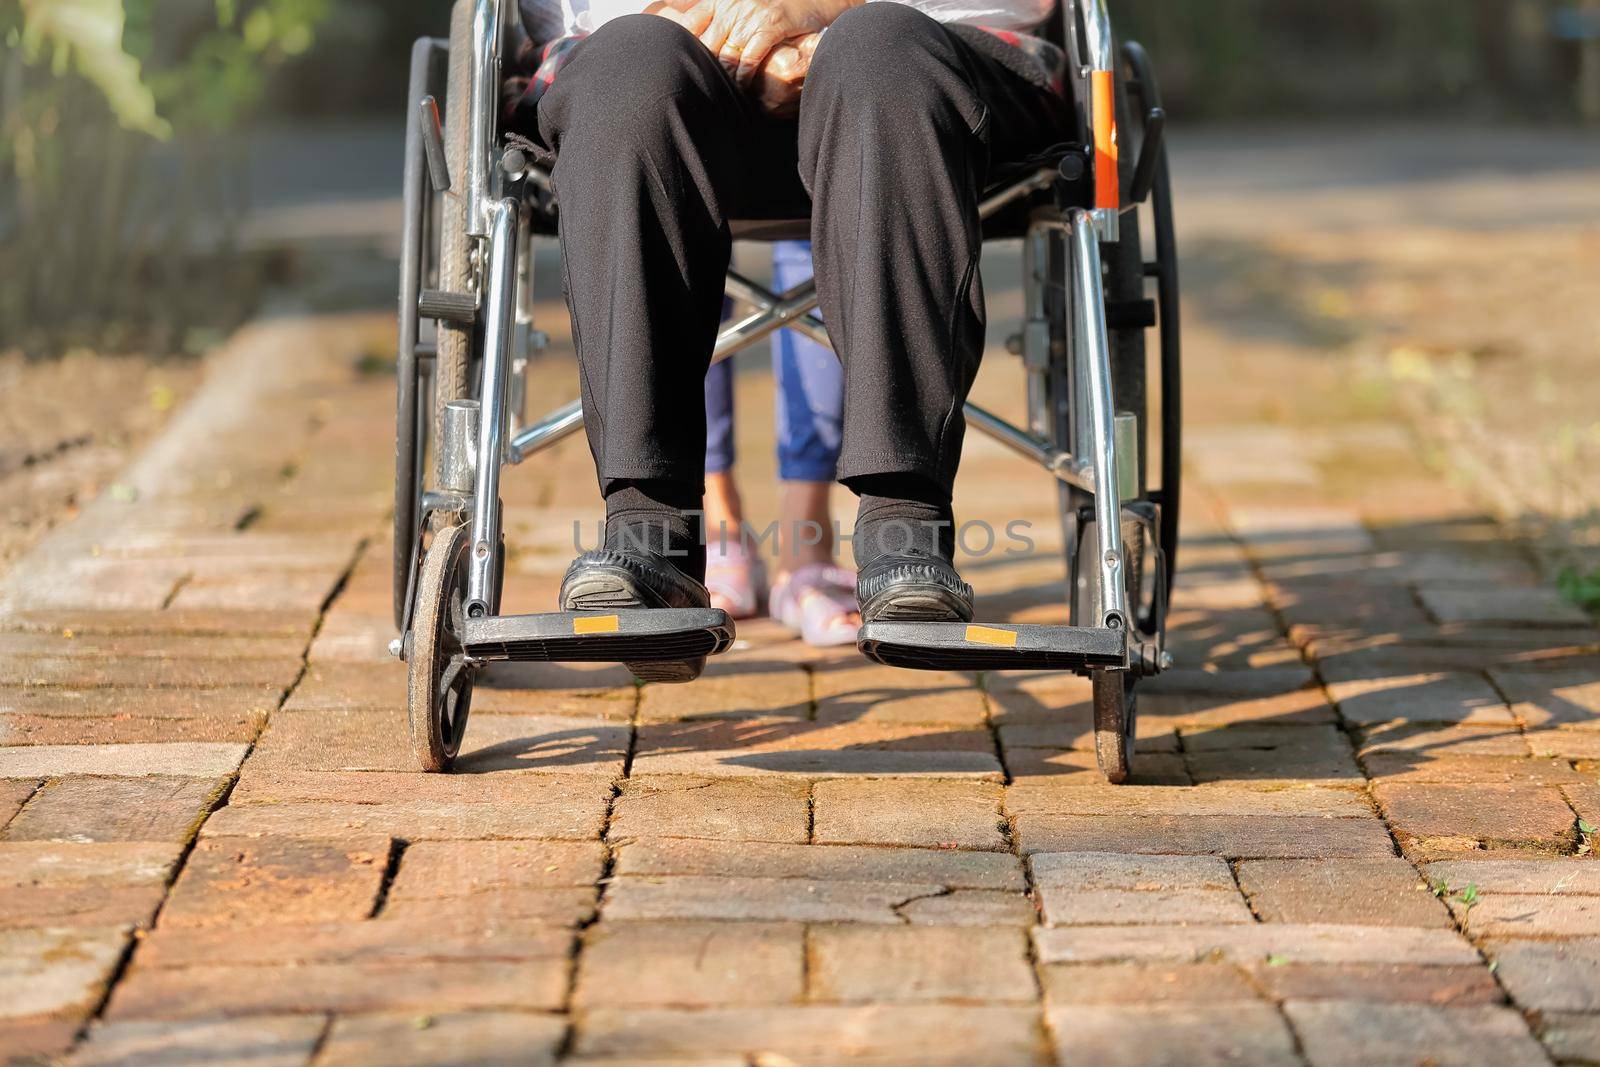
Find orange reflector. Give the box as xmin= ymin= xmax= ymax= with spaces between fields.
xmin=574 ymin=615 xmax=620 ymax=635
xmin=965 ymin=625 xmax=1019 ymax=648
xmin=1091 ymin=70 xmax=1119 ymax=211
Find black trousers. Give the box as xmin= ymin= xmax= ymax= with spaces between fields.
xmin=534 ymin=6 xmax=1070 ymax=498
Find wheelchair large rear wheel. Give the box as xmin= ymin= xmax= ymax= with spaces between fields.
xmin=1123 ymin=39 xmax=1182 ymax=599
xmin=435 ymin=0 xmax=477 ymax=444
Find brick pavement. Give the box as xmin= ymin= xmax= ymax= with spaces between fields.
xmin=1 ymin=285 xmax=1597 ymax=1066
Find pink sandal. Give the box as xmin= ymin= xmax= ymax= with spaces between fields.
xmin=705 ymin=537 xmax=764 ymax=620
xmin=770 ymin=562 xmax=860 ymax=648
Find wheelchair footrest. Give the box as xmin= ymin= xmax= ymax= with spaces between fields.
xmin=858 ymin=621 xmax=1126 ymax=672
xmin=461 ymin=609 xmax=735 ymax=663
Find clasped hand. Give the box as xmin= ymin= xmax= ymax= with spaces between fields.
xmin=648 ymin=0 xmax=850 ymax=117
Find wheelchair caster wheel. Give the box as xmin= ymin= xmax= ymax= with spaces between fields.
xmin=1093 ymin=670 xmax=1137 ymax=784
xmin=408 ymin=522 xmax=476 ymax=772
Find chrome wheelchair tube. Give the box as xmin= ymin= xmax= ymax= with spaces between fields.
xmin=979 ymin=169 xmax=1055 ymax=219
xmin=1068 ymin=207 xmax=1128 ymax=629
xmin=714 ymin=283 xmax=821 ymax=360
xmin=723 ymin=272 xmax=829 ymax=343
xmin=504 ymin=280 xmax=824 ymax=465
xmin=965 ymin=404 xmax=1093 ymax=492
xmin=506 ymin=398 xmax=582 ymax=462
xmin=466 ymin=0 xmax=503 ymax=238
xmin=466 ymin=197 xmax=519 ymax=615
xmin=1082 ymin=0 xmax=1115 ymax=72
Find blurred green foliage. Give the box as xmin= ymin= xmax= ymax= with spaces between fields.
xmin=1 ymin=0 xmax=329 ymax=354
xmin=1117 ymin=0 xmax=1568 ymax=118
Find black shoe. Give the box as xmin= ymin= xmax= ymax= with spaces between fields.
xmin=857 ymin=554 xmax=974 ymax=624
xmin=560 ymin=548 xmax=710 ymax=683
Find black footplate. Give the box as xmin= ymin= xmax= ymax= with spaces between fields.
xmin=858 ymin=621 xmax=1126 ymax=672
xmin=461 ymin=609 xmax=735 ymax=663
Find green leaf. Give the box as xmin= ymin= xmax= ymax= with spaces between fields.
xmin=1579 ymin=819 xmax=1596 ymax=836
xmin=18 ymin=0 xmax=171 ymax=139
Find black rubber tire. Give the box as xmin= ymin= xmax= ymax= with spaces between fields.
xmin=1092 ymin=669 xmax=1137 ymax=784
xmin=408 ymin=522 xmax=476 ymax=772
xmin=1122 ymin=39 xmax=1182 ymax=603
xmin=1149 ymin=151 xmax=1182 ymax=601
xmin=435 ymin=0 xmax=476 ymax=451
xmin=394 ymin=39 xmax=435 ymax=632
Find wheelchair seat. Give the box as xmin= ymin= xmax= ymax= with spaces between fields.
xmin=724 ymin=150 xmax=1076 ymax=244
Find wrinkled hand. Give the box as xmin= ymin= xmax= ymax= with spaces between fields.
xmin=751 ymin=32 xmax=819 ymax=118
xmin=649 ymin=0 xmax=851 ymax=87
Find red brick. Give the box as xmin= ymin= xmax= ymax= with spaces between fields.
xmin=615 ymin=839 xmax=1023 ymax=890
xmin=106 ymin=958 xmax=569 ymax=1020
xmin=1357 ymin=723 xmax=1530 ymax=758
xmin=1046 ymin=1004 xmax=1299 ymax=1067
xmin=1034 ymin=923 xmax=1479 ymax=967
xmin=1236 ymin=858 xmax=1452 ymax=927
xmin=1007 ymin=784 xmax=1367 ymax=819
xmin=610 ymin=776 xmax=810 ymax=843
xmin=1039 ymin=963 xmax=1259 ymax=1005
xmin=72 ymin=1017 xmax=326 ymax=1067
xmin=247 ymin=709 xmax=627 ymax=776
xmin=573 ymin=1005 xmax=1043 ymax=1061
xmin=1286 ymin=1001 xmax=1547 ymax=1067
xmin=0 ymin=926 xmax=130 ymax=1019
xmin=1005 ymin=748 xmax=1192 ymax=786
xmin=134 ymin=914 xmax=570 ymax=969
xmin=1488 ymin=939 xmax=1600 ymax=1011
xmin=809 ymin=926 xmax=1035 ymax=1003
xmin=1015 ymin=814 xmax=1395 ymax=859
xmin=201 ymin=798 xmax=605 ymax=842
xmin=1139 ymin=689 xmax=1337 ymax=728
xmin=0 ymin=742 xmax=247 ymax=778
xmin=0 ymin=655 xmax=298 ymax=688
xmin=1326 ymin=671 xmax=1513 ymax=726
xmin=0 ymin=1015 xmax=79 ymax=1062
xmin=631 ymin=718 xmax=1002 ymax=779
xmin=0 ymin=685 xmax=282 ymax=719
xmin=161 ymin=835 xmax=391 ymax=928
xmin=813 ymin=779 xmax=1006 ymax=850
xmin=318 ymin=1012 xmax=566 ymax=1067
xmin=390 ymin=840 xmax=601 ymax=891
xmin=574 ymin=921 xmax=803 ymax=1007
xmin=0 ymin=714 xmax=261 ymax=745
xmin=1375 ymin=782 xmax=1577 ymax=850
xmin=0 ymin=780 xmax=36 ymax=830
xmin=640 ymin=667 xmax=810 ymax=722
xmin=3 ymin=776 xmax=224 ymax=843
xmin=1252 ymin=963 xmax=1502 ymax=1006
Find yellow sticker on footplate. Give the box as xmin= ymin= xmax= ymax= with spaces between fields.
xmin=965 ymin=625 xmax=1018 ymax=648
xmin=574 ymin=615 xmax=621 ymax=635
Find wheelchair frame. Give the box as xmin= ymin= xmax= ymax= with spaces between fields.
xmin=392 ymin=0 xmax=1182 ymax=783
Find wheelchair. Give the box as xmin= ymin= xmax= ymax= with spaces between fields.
xmin=390 ymin=0 xmax=1182 ymax=783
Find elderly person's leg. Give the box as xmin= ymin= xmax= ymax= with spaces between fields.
xmin=536 ymin=14 xmax=752 ymax=603
xmin=797 ymin=3 xmax=1069 ymax=621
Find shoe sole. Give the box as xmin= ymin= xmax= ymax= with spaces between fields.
xmin=560 ymin=565 xmax=707 ymax=684
xmin=859 ymin=581 xmax=974 ymax=624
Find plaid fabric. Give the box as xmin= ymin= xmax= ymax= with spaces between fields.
xmin=502 ymin=18 xmax=1067 ymax=130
